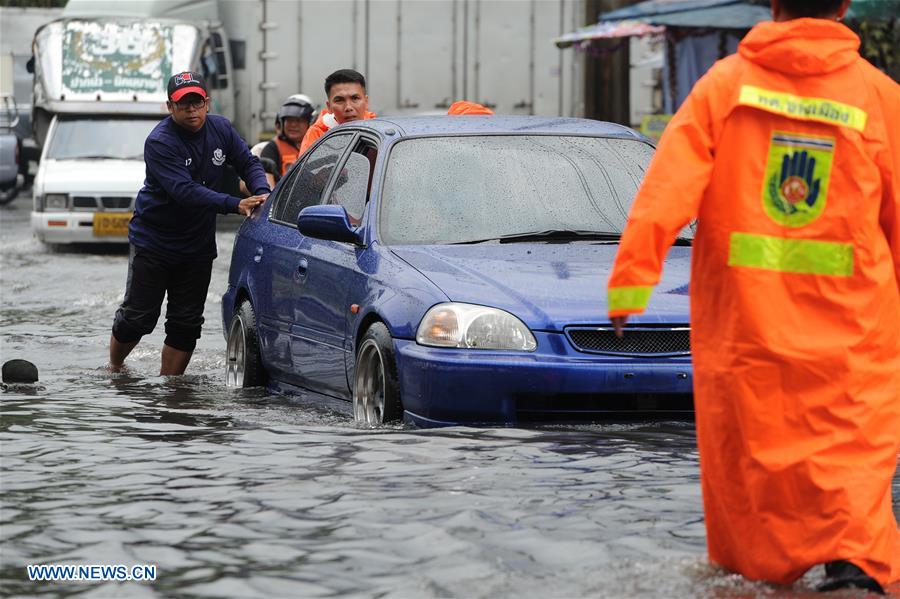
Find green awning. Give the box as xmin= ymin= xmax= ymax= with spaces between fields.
xmin=647 ymin=4 xmax=770 ymax=29
xmin=847 ymin=0 xmax=900 ymax=20
xmin=599 ymin=1 xmax=768 ymax=31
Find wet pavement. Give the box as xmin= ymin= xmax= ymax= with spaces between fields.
xmin=1 ymin=202 xmax=898 ymax=598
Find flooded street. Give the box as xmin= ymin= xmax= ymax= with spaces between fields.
xmin=1 ymin=202 xmax=898 ymax=598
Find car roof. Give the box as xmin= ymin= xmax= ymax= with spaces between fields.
xmin=348 ymin=115 xmax=644 ymax=140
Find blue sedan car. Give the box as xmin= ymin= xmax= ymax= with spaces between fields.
xmin=223 ymin=116 xmax=692 ymax=426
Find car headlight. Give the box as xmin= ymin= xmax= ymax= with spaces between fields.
xmin=416 ymin=303 xmax=537 ymax=351
xmin=43 ymin=193 xmax=69 ymax=209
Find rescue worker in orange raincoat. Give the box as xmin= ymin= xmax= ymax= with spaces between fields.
xmin=447 ymin=100 xmax=494 ymax=116
xmin=607 ymin=0 xmax=900 ymax=592
xmin=299 ymin=69 xmax=376 ymax=156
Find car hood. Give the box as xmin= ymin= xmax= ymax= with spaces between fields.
xmin=38 ymin=159 xmax=145 ymax=193
xmin=390 ymin=243 xmax=691 ymax=330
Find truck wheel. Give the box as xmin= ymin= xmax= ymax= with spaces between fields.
xmin=353 ymin=322 xmax=403 ymax=425
xmin=226 ymin=300 xmax=266 ymax=388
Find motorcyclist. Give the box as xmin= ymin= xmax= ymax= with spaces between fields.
xmin=260 ymin=94 xmax=316 ymax=178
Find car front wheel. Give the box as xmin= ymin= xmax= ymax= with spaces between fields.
xmin=226 ymin=300 xmax=266 ymax=388
xmin=353 ymin=322 xmax=403 ymax=425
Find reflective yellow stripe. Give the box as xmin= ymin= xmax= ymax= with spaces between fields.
xmin=739 ymin=85 xmax=867 ymax=132
xmin=608 ymin=286 xmax=654 ymax=312
xmin=728 ymin=232 xmax=854 ymax=277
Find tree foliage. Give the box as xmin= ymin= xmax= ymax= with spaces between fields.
xmin=854 ymin=19 xmax=899 ymax=81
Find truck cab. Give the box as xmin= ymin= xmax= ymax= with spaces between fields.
xmin=28 ymin=4 xmax=234 ymax=245
xmin=30 ymin=14 xmax=233 ymax=149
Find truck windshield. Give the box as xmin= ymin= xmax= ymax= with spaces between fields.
xmin=380 ymin=135 xmax=684 ymax=245
xmin=46 ymin=117 xmax=159 ymax=160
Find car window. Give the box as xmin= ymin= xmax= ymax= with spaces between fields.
xmin=324 ymin=140 xmax=376 ymax=227
xmin=268 ymin=160 xmax=303 ymax=223
xmin=278 ymin=133 xmax=353 ymax=227
xmin=380 ymin=135 xmax=656 ymax=245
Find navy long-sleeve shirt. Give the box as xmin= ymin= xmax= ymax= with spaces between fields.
xmin=129 ymin=114 xmax=270 ymax=261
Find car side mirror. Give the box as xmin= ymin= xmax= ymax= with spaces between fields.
xmin=297 ymin=204 xmax=363 ymax=245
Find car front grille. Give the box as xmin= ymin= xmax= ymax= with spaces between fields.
xmin=566 ymin=326 xmax=690 ymax=356
xmin=101 ymin=196 xmax=132 ymax=209
xmin=72 ymin=196 xmax=98 ymax=208
xmin=70 ymin=196 xmax=133 ymax=211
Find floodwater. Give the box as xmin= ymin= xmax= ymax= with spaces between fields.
xmin=1 ymin=202 xmax=898 ymax=598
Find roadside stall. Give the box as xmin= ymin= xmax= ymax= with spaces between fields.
xmin=556 ymin=0 xmax=770 ymax=140
xmin=556 ymin=0 xmax=898 ymax=141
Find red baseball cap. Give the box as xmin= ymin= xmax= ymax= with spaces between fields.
xmin=167 ymin=71 xmax=209 ymax=102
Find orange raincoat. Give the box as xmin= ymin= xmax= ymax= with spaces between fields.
xmin=608 ymin=19 xmax=900 ymax=586
xmin=447 ymin=100 xmax=495 ymax=116
xmin=299 ymin=109 xmax=377 ymax=156
xmin=272 ymin=136 xmax=300 ymax=176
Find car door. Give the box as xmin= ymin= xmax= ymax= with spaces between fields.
xmin=251 ymin=160 xmax=306 ymax=381
xmin=264 ymin=132 xmax=355 ymax=389
xmin=290 ymin=134 xmax=379 ymax=399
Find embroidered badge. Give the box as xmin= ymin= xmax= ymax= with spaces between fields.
xmin=175 ymin=72 xmax=201 ymax=86
xmin=761 ymin=132 xmax=835 ymax=228
xmin=212 ymin=148 xmax=225 ymax=166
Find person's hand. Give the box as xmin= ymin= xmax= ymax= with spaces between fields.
xmin=611 ymin=315 xmax=629 ymax=338
xmin=238 ymin=194 xmax=268 ymax=216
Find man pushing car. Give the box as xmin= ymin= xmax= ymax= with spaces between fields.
xmin=108 ymin=72 xmax=270 ymax=375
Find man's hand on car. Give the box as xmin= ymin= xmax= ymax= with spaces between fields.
xmin=238 ymin=194 xmax=268 ymax=216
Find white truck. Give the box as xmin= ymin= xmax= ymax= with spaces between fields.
xmin=29 ymin=0 xmax=587 ymax=244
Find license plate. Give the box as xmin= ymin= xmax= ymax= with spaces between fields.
xmin=93 ymin=212 xmax=132 ymax=237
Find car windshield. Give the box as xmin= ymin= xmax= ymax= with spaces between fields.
xmin=46 ymin=117 xmax=159 ymax=160
xmin=380 ymin=135 xmax=686 ymax=245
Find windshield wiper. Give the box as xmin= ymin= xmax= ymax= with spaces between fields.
xmin=452 ymin=229 xmax=623 ymax=245
xmin=452 ymin=230 xmax=693 ymax=246
xmin=499 ymin=230 xmax=624 ymax=243
xmin=69 ymin=154 xmax=125 ymax=160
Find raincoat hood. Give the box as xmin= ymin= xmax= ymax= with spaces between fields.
xmin=739 ymin=19 xmax=860 ymax=76
xmin=447 ymin=101 xmax=494 ymax=116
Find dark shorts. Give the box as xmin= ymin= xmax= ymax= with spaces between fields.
xmin=111 ymin=245 xmax=214 ymax=352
